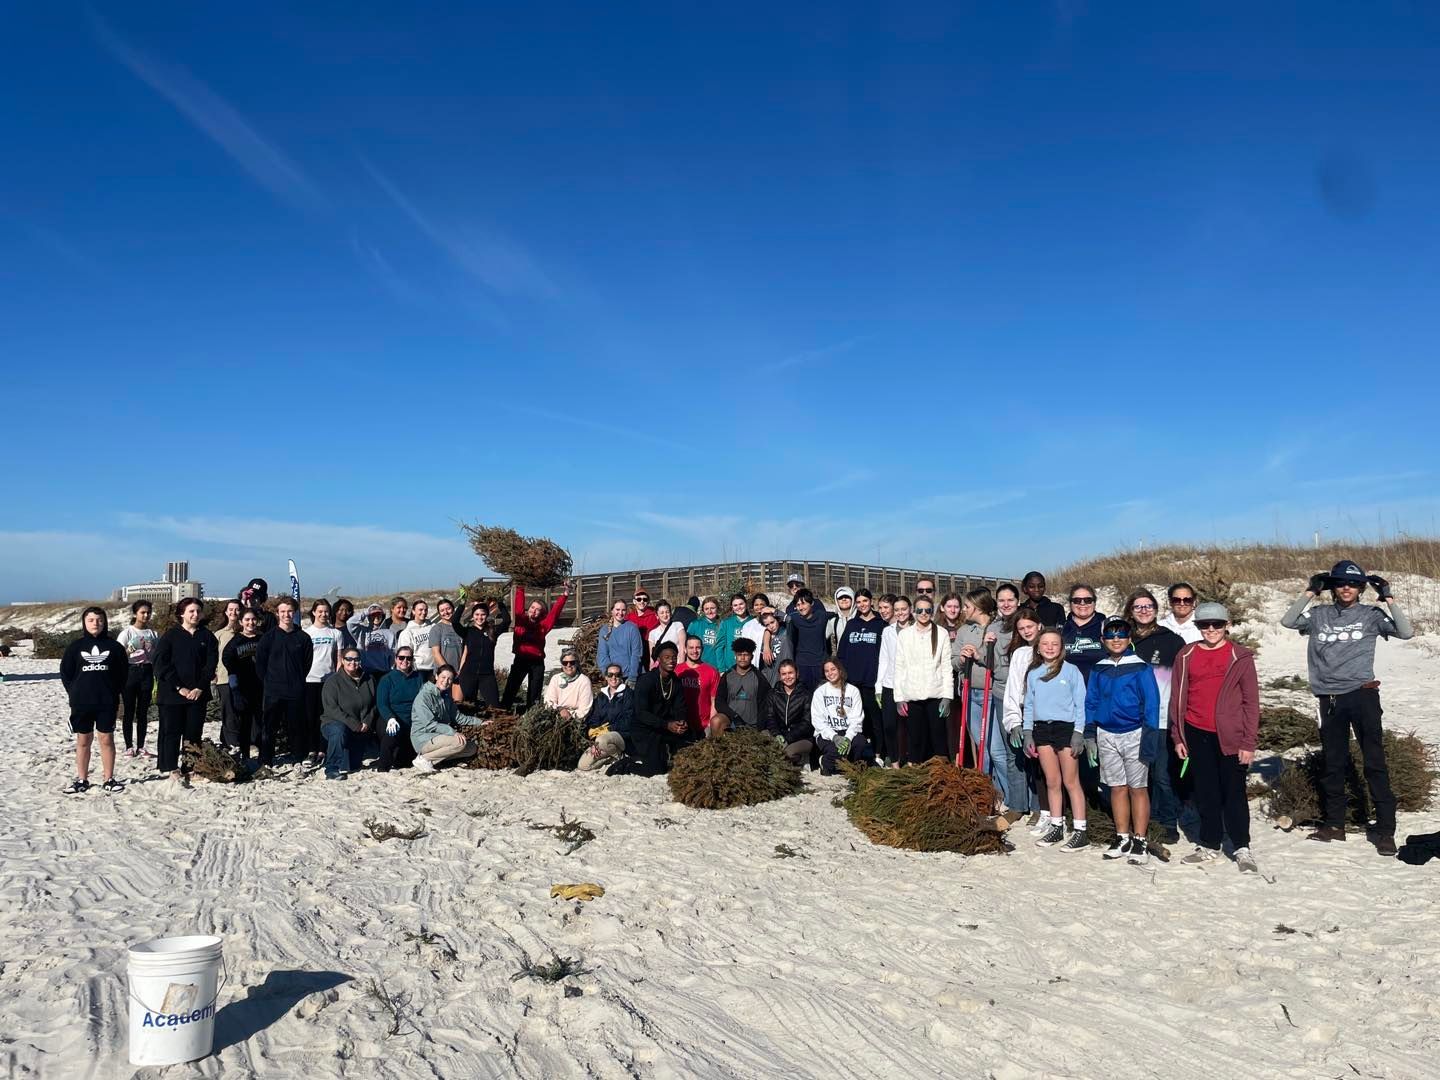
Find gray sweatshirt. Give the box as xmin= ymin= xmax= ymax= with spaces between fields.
xmin=1280 ymin=594 xmax=1413 ymax=695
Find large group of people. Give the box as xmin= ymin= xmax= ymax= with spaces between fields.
xmin=57 ymin=559 xmax=1413 ymax=861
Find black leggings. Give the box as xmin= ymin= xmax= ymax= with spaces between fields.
xmin=501 ymin=656 xmax=545 ymax=710
xmin=1185 ymin=723 xmax=1252 ymax=850
xmin=260 ymin=698 xmax=307 ymax=768
xmin=121 ymin=664 xmax=153 ymax=749
xmin=158 ymin=700 xmax=207 ymax=773
xmin=904 ymin=698 xmax=946 ymax=765
xmin=461 ymin=670 xmax=500 ymax=708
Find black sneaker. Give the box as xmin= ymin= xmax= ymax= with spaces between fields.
xmin=1035 ymin=823 xmax=1066 ymax=848
xmin=1103 ymin=836 xmax=1133 ymax=860
xmin=101 ymin=778 xmax=124 ymax=793
xmin=62 ymin=777 xmax=90 ymax=795
xmin=1060 ymin=828 xmax=1090 ymax=852
xmin=1159 ymin=825 xmax=1180 ymax=845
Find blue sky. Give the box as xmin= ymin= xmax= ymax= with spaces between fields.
xmin=4 ymin=3 xmax=1439 ymax=601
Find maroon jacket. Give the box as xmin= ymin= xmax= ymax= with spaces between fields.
xmin=512 ymin=586 xmax=567 ymax=661
xmin=1168 ymin=640 xmax=1260 ymax=756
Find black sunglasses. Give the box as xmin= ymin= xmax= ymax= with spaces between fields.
xmin=915 ymin=606 xmax=934 ymax=614
xmin=915 ymin=586 xmax=935 ymax=593
xmin=396 ymin=655 xmax=414 ymax=662
xmin=1070 ymin=597 xmax=1095 ymax=604
xmin=1195 ymin=620 xmax=1227 ymax=630
xmin=1170 ymin=596 xmax=1195 ymax=605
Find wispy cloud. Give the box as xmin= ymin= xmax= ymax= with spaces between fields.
xmin=803 ymin=469 xmax=878 ymax=498
xmin=634 ymin=511 xmax=744 ymax=543
xmin=90 ymin=11 xmax=324 ymax=213
xmin=362 ymin=158 xmax=556 ymax=301
xmin=767 ymin=337 xmax=863 ymax=374
xmin=348 ymin=228 xmax=426 ymax=305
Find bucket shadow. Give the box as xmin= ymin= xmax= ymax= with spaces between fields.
xmin=213 ymin=969 xmax=351 ymax=1052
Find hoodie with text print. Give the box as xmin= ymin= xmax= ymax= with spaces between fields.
xmin=61 ymin=629 xmax=128 ymax=711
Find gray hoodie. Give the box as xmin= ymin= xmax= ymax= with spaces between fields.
xmin=1280 ymin=594 xmax=1413 ymax=695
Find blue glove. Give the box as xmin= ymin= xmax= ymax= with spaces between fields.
xmin=834 ymin=736 xmax=851 ymax=756
xmin=227 ymin=674 xmax=239 ymax=690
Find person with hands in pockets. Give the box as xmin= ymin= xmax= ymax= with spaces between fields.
xmin=1085 ymin=617 xmax=1161 ymax=865
xmin=811 ymin=658 xmax=874 ymax=774
xmin=1281 ymin=560 xmax=1414 ymax=856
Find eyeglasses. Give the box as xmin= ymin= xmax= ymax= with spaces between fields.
xmin=342 ymin=656 xmax=361 ymax=664
xmin=562 ymin=660 xmax=578 ymax=666
xmin=1170 ymin=597 xmax=1195 ymax=606
xmin=1131 ymin=604 xmax=1156 ymax=613
xmin=1196 ymin=620 xmax=1227 ymax=630
xmin=1070 ymin=597 xmax=1095 ymax=605
xmin=1102 ymin=630 xmax=1130 ymax=640
xmin=633 ymin=596 xmax=649 ymax=602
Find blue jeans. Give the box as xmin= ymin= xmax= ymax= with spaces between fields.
xmin=965 ymin=686 xmax=1010 ymax=807
xmin=321 ymin=721 xmax=365 ymax=777
xmin=1149 ymin=728 xmax=1182 ymax=829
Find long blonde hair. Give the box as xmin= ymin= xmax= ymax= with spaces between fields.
xmin=1027 ymin=629 xmax=1066 ymax=683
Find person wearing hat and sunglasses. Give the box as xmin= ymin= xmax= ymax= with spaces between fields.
xmin=1169 ymin=603 xmax=1259 ymax=871
xmin=626 ymin=590 xmax=660 ymax=667
xmin=1281 ymin=560 xmax=1414 ymax=855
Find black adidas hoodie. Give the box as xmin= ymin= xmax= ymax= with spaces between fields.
xmin=60 ymin=631 xmax=128 ymax=710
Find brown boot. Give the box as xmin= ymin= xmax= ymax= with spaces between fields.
xmin=1373 ymin=834 xmax=1397 ymax=857
xmin=1308 ymin=825 xmax=1347 ymax=843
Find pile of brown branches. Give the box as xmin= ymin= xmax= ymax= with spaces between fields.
xmin=667 ymin=729 xmax=804 ymax=810
xmin=461 ymin=524 xmax=572 ymax=588
xmin=456 ymin=712 xmax=520 ymax=770
xmin=844 ymin=757 xmax=1009 ymax=855
xmin=513 ymin=702 xmax=589 ymax=775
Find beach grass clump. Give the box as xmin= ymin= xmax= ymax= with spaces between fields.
xmin=32 ymin=630 xmax=81 ymax=660
xmin=512 ymin=702 xmax=589 ymax=776
xmin=843 ymin=757 xmax=1009 ymax=855
xmin=461 ymin=524 xmax=572 ymax=588
xmin=667 ymin=728 xmax=804 ymax=810
xmin=1256 ymin=704 xmax=1321 ymax=752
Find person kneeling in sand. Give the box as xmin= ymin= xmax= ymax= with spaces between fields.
xmin=409 ymin=666 xmax=477 ymax=772
xmin=763 ymin=660 xmax=814 ymax=767
xmin=811 ymin=658 xmax=875 ymax=775
xmin=320 ymin=649 xmax=377 ymax=780
xmin=578 ymin=663 xmax=633 ymax=770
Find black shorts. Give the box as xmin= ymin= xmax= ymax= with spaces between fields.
xmin=1032 ymin=720 xmax=1075 ymax=751
xmin=70 ymin=709 xmax=116 ymax=735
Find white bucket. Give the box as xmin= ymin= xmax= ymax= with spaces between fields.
xmin=127 ymin=935 xmax=226 ymax=1067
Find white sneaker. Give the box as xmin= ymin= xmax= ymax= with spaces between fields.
xmin=412 ymin=756 xmax=437 ymax=773
xmin=1029 ymin=816 xmax=1054 ymax=837
xmin=1126 ymin=838 xmax=1150 ymax=866
xmin=1234 ymin=847 xmax=1258 ymax=874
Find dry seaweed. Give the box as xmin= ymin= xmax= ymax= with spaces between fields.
xmin=1256 ymin=704 xmax=1321 ymax=752
xmin=363 ymin=818 xmax=428 ymax=842
xmin=843 ymin=757 xmax=1009 ymax=856
xmin=461 ymin=523 xmax=572 ymax=588
xmin=512 ymin=952 xmax=590 ymax=984
xmin=530 ymin=808 xmax=597 ymax=854
xmin=513 ymin=702 xmax=589 ymax=776
xmin=667 ymin=728 xmax=805 ymax=810
xmin=1265 ymin=674 xmax=1310 ymax=691
xmin=1263 ymin=729 xmax=1437 ymax=827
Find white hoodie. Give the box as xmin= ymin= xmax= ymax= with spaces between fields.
xmin=893 ymin=622 xmax=954 ymax=703
xmin=1003 ymin=644 xmax=1034 ymax=733
xmin=811 ymin=681 xmax=865 ymax=742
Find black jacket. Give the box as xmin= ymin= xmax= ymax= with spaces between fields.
xmin=154 ymin=626 xmax=219 ymax=705
xmin=1030 ymin=597 xmax=1066 ymax=629
xmin=255 ymin=625 xmax=314 ymax=705
xmin=60 ymin=632 xmax=128 ymax=710
xmin=763 ymin=682 xmax=814 ymax=744
xmin=222 ymin=633 xmax=263 ymax=704
xmin=629 ymin=668 xmax=694 ymax=775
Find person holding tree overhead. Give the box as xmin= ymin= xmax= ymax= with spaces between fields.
xmin=1281 ymin=560 xmax=1414 ymax=856
xmin=501 ymin=579 xmax=571 ymax=710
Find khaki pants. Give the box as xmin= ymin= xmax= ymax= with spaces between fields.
xmin=578 ymin=731 xmax=625 ymax=771
xmin=417 ymin=733 xmax=477 ymax=766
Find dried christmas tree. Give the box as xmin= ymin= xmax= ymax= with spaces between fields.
xmin=460 ymin=523 xmax=572 ymax=588
xmin=667 ymin=729 xmax=804 ymax=810
xmin=844 ymin=757 xmax=1009 ymax=855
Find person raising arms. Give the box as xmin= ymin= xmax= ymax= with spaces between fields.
xmin=502 ymin=581 xmax=571 ymax=710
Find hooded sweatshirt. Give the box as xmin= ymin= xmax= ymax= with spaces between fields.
xmin=811 ymin=680 xmax=865 ymax=742
xmin=787 ymin=601 xmax=830 ymax=667
xmin=1168 ymin=640 xmax=1259 ymax=757
xmin=222 ymin=633 xmax=263 ymax=706
xmin=255 ymin=624 xmax=314 ymax=705
xmin=1280 ymin=595 xmax=1414 ymax=695
xmin=347 ymin=611 xmax=397 ymax=676
xmin=1084 ymin=650 xmax=1160 ymax=736
xmin=836 ymin=612 xmax=884 ymax=686
xmin=876 ymin=621 xmax=910 ymax=691
xmin=825 ymin=590 xmax=856 ymax=654
xmin=512 ymin=587 xmax=567 ymax=661
xmin=690 ymin=615 xmax=725 ymax=669
xmin=61 ymin=630 xmax=128 ymax=710
xmin=1062 ymin=611 xmax=1107 ymax=683
xmin=1002 ymin=644 xmax=1034 ymax=733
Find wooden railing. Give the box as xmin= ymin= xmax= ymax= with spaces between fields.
xmin=505 ymin=559 xmax=1014 ymax=626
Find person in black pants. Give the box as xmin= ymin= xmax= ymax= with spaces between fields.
xmin=624 ymin=642 xmax=696 ymax=776
xmin=255 ymin=598 xmax=314 ymax=769
xmin=115 ymin=600 xmax=159 ymax=757
xmin=457 ymin=601 xmax=501 ymax=708
xmin=153 ymin=597 xmax=219 ymax=785
xmin=220 ymin=610 xmax=263 ymax=762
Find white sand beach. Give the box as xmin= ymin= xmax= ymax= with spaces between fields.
xmin=2 ymin=582 xmax=1438 ymax=1078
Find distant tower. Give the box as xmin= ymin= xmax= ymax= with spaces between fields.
xmin=166 ymin=560 xmax=189 ymax=584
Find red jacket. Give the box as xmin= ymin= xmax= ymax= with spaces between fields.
xmin=1168 ymin=640 xmax=1259 ymax=756
xmin=512 ymin=586 xmax=567 ymax=661
xmin=627 ymin=609 xmax=660 ymax=639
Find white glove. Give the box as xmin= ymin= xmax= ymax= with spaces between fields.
xmin=385 ymin=718 xmax=399 ymax=736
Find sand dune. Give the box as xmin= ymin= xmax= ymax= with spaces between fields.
xmin=1 ymin=582 xmax=1437 ymax=1078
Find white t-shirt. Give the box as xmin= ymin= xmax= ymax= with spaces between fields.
xmin=398 ymin=622 xmax=434 ymax=670
xmin=305 ymin=625 xmax=345 ymax=683
xmin=1159 ymin=614 xmax=1202 ymax=645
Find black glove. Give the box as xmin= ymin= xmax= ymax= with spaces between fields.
xmin=1307 ymin=573 xmax=1329 ymax=596
xmin=1367 ymin=574 xmax=1393 ymax=601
